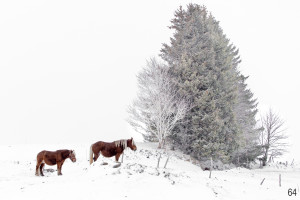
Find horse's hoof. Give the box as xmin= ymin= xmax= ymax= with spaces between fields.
xmin=113 ymin=163 xmax=121 ymax=168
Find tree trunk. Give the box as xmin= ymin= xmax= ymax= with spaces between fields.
xmin=158 ymin=142 xmax=162 ymax=149
xmin=262 ymin=156 xmax=267 ymax=167
xmin=262 ymin=147 xmax=269 ymax=166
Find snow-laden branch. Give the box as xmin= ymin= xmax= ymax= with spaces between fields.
xmin=128 ymin=58 xmax=189 ymax=148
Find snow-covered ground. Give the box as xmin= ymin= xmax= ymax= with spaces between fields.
xmin=0 ymin=143 xmax=299 ymax=200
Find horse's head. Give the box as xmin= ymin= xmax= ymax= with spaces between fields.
xmin=69 ymin=150 xmax=76 ymax=162
xmin=127 ymin=137 xmax=137 ymax=151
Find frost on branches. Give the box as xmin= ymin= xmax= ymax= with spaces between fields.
xmin=128 ymin=58 xmax=189 ymax=148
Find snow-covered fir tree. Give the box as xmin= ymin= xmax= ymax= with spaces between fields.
xmin=161 ymin=4 xmax=259 ymax=163
xmin=232 ymin=75 xmax=261 ymax=165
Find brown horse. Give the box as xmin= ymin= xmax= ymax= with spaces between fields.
xmin=35 ymin=149 xmax=76 ymax=176
xmin=90 ymin=138 xmax=137 ymax=165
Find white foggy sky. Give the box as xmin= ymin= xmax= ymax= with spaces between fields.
xmin=0 ymin=0 xmax=299 ymax=159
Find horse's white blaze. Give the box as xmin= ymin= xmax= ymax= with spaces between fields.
xmin=72 ymin=150 xmax=76 ymax=157
xmin=70 ymin=150 xmax=76 ymax=162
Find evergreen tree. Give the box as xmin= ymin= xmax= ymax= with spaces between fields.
xmin=232 ymin=75 xmax=261 ymax=165
xmin=161 ymin=4 xmax=258 ymax=162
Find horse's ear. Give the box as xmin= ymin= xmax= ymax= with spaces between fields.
xmin=131 ymin=137 xmax=133 ymax=140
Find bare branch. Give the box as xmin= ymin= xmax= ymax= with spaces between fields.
xmin=128 ymin=58 xmax=190 ymax=147
xmin=259 ymin=108 xmax=289 ymax=166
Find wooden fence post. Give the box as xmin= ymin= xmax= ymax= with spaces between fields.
xmin=157 ymin=153 xmax=161 ymax=168
xmin=247 ymin=158 xmax=249 ymax=168
xmin=164 ymin=156 xmax=170 ymax=169
xmin=209 ymin=157 xmax=213 ymax=178
xmin=260 ymin=178 xmax=265 ymax=185
xmin=279 ymin=174 xmax=281 ymax=187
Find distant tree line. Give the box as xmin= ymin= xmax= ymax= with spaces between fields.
xmin=128 ymin=4 xmax=288 ymax=165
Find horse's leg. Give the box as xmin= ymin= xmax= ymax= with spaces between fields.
xmin=57 ymin=160 xmax=65 ymax=175
xmin=35 ymin=159 xmax=42 ymax=176
xmin=115 ymin=153 xmax=121 ymax=162
xmin=39 ymin=163 xmax=45 ymax=176
xmin=93 ymin=152 xmax=100 ymax=162
xmin=57 ymin=162 xmax=62 ymax=175
xmin=35 ymin=162 xmax=41 ymax=176
xmin=36 ymin=152 xmax=45 ymax=176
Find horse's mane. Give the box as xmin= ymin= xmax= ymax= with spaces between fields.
xmin=114 ymin=138 xmax=136 ymax=149
xmin=114 ymin=139 xmax=128 ymax=149
xmin=70 ymin=150 xmax=76 ymax=156
xmin=131 ymin=138 xmax=136 ymax=146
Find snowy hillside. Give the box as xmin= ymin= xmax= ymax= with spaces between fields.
xmin=0 ymin=143 xmax=299 ymax=200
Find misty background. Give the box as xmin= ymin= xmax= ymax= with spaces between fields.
xmin=0 ymin=0 xmax=299 ymax=160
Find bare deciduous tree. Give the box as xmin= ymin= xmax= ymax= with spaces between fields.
xmin=128 ymin=58 xmax=189 ymax=148
xmin=259 ymin=109 xmax=288 ymax=166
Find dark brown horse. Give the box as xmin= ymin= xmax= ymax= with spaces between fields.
xmin=90 ymin=138 xmax=137 ymax=165
xmin=35 ymin=149 xmax=76 ymax=176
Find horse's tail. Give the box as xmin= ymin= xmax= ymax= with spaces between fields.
xmin=89 ymin=144 xmax=93 ymax=165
